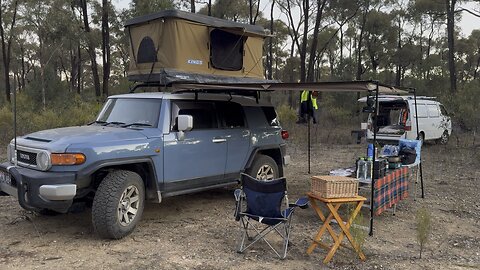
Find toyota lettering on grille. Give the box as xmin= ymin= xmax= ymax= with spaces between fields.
xmin=19 ymin=153 xmax=30 ymax=161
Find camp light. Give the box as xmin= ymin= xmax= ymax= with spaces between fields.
xmin=51 ymin=153 xmax=86 ymax=166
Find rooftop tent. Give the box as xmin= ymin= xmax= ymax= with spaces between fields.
xmin=125 ymin=10 xmax=271 ymax=84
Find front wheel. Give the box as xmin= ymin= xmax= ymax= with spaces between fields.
xmin=92 ymin=170 xmax=145 ymax=239
xmin=436 ymin=131 xmax=449 ymax=145
xmin=246 ymin=154 xmax=279 ymax=181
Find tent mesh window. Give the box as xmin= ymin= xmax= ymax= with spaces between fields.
xmin=137 ymin=36 xmax=157 ymax=64
xmin=210 ymin=29 xmax=244 ymax=71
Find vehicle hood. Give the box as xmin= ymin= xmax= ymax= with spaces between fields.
xmin=15 ymin=126 xmax=148 ymax=152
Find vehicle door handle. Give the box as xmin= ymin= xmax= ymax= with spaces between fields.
xmin=212 ymin=137 xmax=227 ymax=143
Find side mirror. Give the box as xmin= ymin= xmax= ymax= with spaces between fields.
xmin=177 ymin=115 xmax=193 ymax=141
xmin=178 ymin=115 xmax=193 ymax=132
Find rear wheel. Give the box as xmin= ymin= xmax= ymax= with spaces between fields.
xmin=417 ymin=132 xmax=425 ymax=144
xmin=436 ymin=131 xmax=449 ymax=145
xmin=246 ymin=155 xmax=279 ymax=181
xmin=92 ymin=170 xmax=145 ymax=239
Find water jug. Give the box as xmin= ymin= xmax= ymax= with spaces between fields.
xmin=367 ymin=143 xmax=374 ymax=159
xmin=356 ymin=158 xmax=367 ymax=180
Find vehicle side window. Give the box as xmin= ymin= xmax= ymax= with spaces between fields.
xmin=261 ymin=106 xmax=280 ymax=126
xmin=414 ymin=104 xmax=428 ymax=118
xmin=171 ymin=101 xmax=218 ymax=131
xmin=427 ymin=104 xmax=440 ymax=118
xmin=217 ymin=102 xmax=246 ymax=128
xmin=439 ymin=104 xmax=449 ymax=116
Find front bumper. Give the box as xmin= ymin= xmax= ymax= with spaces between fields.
xmin=0 ymin=162 xmax=77 ymax=213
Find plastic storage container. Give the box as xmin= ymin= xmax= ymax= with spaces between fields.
xmin=373 ymin=158 xmax=387 ymax=179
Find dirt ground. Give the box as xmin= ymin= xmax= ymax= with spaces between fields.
xmin=0 ymin=142 xmax=479 ymax=270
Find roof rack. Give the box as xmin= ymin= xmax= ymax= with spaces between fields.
xmin=406 ymin=96 xmax=436 ymax=100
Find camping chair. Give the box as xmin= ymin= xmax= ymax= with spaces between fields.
xmin=399 ymin=139 xmax=422 ymax=201
xmin=233 ymin=173 xmax=308 ymax=259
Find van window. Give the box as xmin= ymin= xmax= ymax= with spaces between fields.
xmin=171 ymin=101 xmax=218 ymax=131
xmin=414 ymin=104 xmax=428 ymax=118
xmin=439 ymin=104 xmax=449 ymax=116
xmin=427 ymin=104 xmax=440 ymax=118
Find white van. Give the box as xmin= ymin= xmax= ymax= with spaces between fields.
xmin=359 ymin=95 xmax=452 ymax=144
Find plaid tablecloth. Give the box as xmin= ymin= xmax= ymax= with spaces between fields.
xmin=373 ymin=167 xmax=410 ymax=216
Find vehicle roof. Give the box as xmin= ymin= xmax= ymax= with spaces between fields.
xmin=358 ymin=95 xmax=439 ymax=103
xmin=108 ymin=92 xmax=274 ymax=107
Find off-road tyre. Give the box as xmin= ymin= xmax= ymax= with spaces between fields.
xmin=436 ymin=131 xmax=449 ymax=145
xmin=92 ymin=170 xmax=145 ymax=239
xmin=246 ymin=154 xmax=279 ymax=181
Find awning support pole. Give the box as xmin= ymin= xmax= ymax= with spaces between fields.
xmin=369 ymin=83 xmax=379 ymax=236
xmin=307 ymin=91 xmax=311 ymax=174
xmin=413 ymin=89 xmax=425 ymax=198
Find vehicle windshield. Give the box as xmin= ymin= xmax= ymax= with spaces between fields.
xmin=96 ymin=98 xmax=161 ymax=127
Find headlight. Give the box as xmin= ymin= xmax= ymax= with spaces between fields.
xmin=37 ymin=151 xmax=51 ymax=171
xmin=7 ymin=144 xmax=12 ymax=163
xmin=7 ymin=144 xmax=15 ymax=164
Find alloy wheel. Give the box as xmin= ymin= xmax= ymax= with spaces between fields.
xmin=117 ymin=185 xmax=140 ymax=226
xmin=256 ymin=165 xmax=275 ymax=181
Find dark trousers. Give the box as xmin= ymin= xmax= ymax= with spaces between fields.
xmin=299 ymin=101 xmax=316 ymax=123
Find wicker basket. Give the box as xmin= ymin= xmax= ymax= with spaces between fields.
xmin=311 ymin=175 xmax=359 ymax=198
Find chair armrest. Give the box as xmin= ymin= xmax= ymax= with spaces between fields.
xmin=289 ymin=196 xmax=309 ymax=209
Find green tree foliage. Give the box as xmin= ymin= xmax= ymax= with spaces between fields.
xmin=130 ymin=0 xmax=175 ymax=17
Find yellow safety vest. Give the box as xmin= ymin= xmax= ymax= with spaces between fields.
xmin=301 ymin=91 xmax=318 ymax=109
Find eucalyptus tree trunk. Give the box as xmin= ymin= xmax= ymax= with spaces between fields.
xmin=268 ymin=0 xmax=274 ymax=80
xmin=299 ymin=0 xmax=309 ymax=82
xmin=356 ymin=1 xmax=369 ymax=80
xmin=306 ymin=0 xmax=327 ymax=82
xmin=190 ymin=0 xmax=195 ymax=13
xmin=80 ymin=0 xmax=101 ymax=98
xmin=102 ymin=0 xmax=111 ymax=97
xmin=445 ymin=0 xmax=457 ymax=93
xmin=0 ymin=0 xmax=18 ymax=103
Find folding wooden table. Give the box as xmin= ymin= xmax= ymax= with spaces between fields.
xmin=306 ymin=192 xmax=367 ymax=264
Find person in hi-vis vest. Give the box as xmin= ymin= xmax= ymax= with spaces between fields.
xmin=297 ymin=90 xmax=318 ymax=124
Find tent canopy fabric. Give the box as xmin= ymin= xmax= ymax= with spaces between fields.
xmin=170 ymin=81 xmax=411 ymax=95
xmin=125 ymin=10 xmax=269 ymax=84
xmin=125 ymin=10 xmax=268 ymax=37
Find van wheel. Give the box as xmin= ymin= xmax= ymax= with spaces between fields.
xmin=417 ymin=132 xmax=425 ymax=144
xmin=437 ymin=131 xmax=449 ymax=145
xmin=246 ymin=155 xmax=279 ymax=181
xmin=92 ymin=170 xmax=145 ymax=239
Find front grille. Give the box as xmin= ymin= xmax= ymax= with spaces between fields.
xmin=17 ymin=150 xmax=37 ymax=165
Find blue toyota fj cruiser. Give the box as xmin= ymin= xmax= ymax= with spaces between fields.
xmin=0 ymin=90 xmax=289 ymax=239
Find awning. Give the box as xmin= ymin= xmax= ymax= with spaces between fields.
xmin=171 ymin=81 xmax=410 ymax=95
